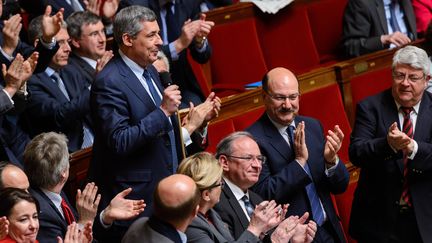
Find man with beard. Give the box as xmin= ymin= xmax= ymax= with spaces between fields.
xmin=247 ymin=67 xmax=349 ymax=243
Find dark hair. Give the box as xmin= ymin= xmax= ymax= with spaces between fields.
xmin=261 ymin=72 xmax=269 ymax=92
xmin=153 ymin=181 xmax=200 ymax=224
xmin=0 ymin=188 xmax=39 ymax=218
xmin=66 ymin=11 xmax=102 ymax=39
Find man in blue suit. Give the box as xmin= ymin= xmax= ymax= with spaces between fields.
xmin=22 ymin=17 xmax=94 ymax=152
xmin=89 ymin=5 xmax=219 ymax=242
xmin=349 ymin=46 xmax=432 ymax=243
xmin=247 ymin=67 xmax=349 ymax=243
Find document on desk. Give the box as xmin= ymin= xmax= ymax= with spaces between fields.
xmin=241 ymin=0 xmax=294 ymax=14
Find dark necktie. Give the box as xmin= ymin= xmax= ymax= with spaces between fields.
xmin=401 ymin=107 xmax=413 ymax=206
xmin=241 ymin=195 xmax=254 ymax=218
xmin=390 ymin=0 xmax=401 ymax=32
xmin=287 ymin=125 xmax=296 ymax=161
xmin=51 ymin=72 xmax=70 ymax=101
xmin=165 ymin=2 xmax=180 ymax=43
xmin=143 ymin=70 xmax=162 ymax=106
xmin=143 ymin=69 xmax=178 ymax=173
xmin=286 ymin=125 xmax=324 ymax=225
xmin=61 ymin=198 xmax=75 ymax=225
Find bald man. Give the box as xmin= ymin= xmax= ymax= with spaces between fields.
xmin=122 ymin=174 xmax=200 ymax=243
xmin=0 ymin=161 xmax=29 ymax=190
xmin=247 ymin=67 xmax=349 ymax=243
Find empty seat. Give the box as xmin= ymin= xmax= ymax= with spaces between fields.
xmin=208 ymin=18 xmax=267 ymax=97
xmin=256 ymin=5 xmax=320 ymax=73
xmin=232 ymin=107 xmax=265 ymax=131
xmin=299 ymin=83 xmax=352 ymax=163
xmin=307 ymin=0 xmax=347 ymax=63
xmin=206 ymin=119 xmax=236 ymax=153
xmin=350 ymin=67 xmax=393 ymax=114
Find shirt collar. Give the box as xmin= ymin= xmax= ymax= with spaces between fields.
xmin=394 ymin=100 xmax=421 ymax=115
xmin=223 ymin=177 xmax=249 ymax=201
xmin=45 ymin=67 xmax=57 ymax=78
xmin=267 ymin=113 xmax=296 ymax=135
xmin=78 ymin=55 xmax=97 ymax=70
xmin=119 ymin=49 xmax=146 ymax=78
xmin=177 ymin=230 xmax=187 ymax=243
xmin=41 ymin=188 xmax=62 ymax=209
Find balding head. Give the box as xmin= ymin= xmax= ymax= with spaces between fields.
xmin=0 ymin=162 xmax=30 ymax=191
xmin=262 ymin=67 xmax=300 ymax=126
xmin=153 ymin=174 xmax=200 ymax=227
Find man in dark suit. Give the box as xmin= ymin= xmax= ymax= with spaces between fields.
xmin=24 ymin=132 xmax=98 ymax=243
xmin=66 ymin=11 xmax=113 ymax=87
xmin=23 ymin=19 xmax=94 ymax=152
xmin=123 ymin=174 xmax=200 ymax=243
xmin=349 ymin=46 xmax=432 ymax=243
xmin=247 ymin=67 xmax=349 ymax=243
xmin=214 ymin=131 xmax=266 ymax=240
xmin=342 ymin=0 xmax=417 ymax=57
xmin=89 ymin=5 xmax=219 ymax=242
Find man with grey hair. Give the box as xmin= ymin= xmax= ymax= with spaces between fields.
xmin=22 ymin=16 xmax=94 ymax=152
xmin=349 ymin=45 xmax=432 ymax=242
xmin=24 ymin=132 xmax=99 ymax=243
xmin=214 ymin=131 xmax=317 ymax=243
xmin=89 ymin=5 xmax=219 ymax=242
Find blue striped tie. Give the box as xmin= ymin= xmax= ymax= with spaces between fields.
xmin=287 ymin=125 xmax=324 ymax=225
xmin=143 ymin=70 xmax=178 ymax=173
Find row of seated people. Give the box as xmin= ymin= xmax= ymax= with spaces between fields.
xmin=2 ymin=43 xmax=431 ymax=243
xmin=193 ymin=0 xmax=432 ymax=97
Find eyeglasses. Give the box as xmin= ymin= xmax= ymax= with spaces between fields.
xmin=392 ymin=72 xmax=425 ymax=83
xmin=224 ymin=154 xmax=267 ymax=165
xmin=204 ymin=180 xmax=225 ymax=191
xmin=264 ymin=90 xmax=300 ymax=102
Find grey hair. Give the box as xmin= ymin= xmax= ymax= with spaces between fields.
xmin=23 ymin=132 xmax=70 ymax=190
xmin=215 ymin=131 xmax=256 ymax=159
xmin=113 ymin=5 xmax=157 ymax=46
xmin=392 ymin=46 xmax=431 ymax=75
xmin=157 ymin=51 xmax=170 ymax=72
xmin=28 ymin=16 xmax=68 ymax=44
xmin=66 ymin=11 xmax=102 ymax=39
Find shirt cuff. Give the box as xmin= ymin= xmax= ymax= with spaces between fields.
xmin=325 ymin=156 xmax=340 ymax=176
xmin=407 ymin=140 xmax=418 ymax=160
xmin=0 ymin=47 xmax=14 ymax=61
xmin=195 ymin=39 xmax=208 ymax=53
xmin=182 ymin=127 xmax=192 ymax=146
xmin=39 ymin=37 xmax=57 ymax=49
xmin=99 ymin=209 xmax=112 ymax=229
xmin=2 ymin=89 xmax=14 ymax=104
xmin=169 ymin=42 xmax=179 ymax=61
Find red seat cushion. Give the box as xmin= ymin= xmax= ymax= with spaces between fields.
xmin=206 ymin=119 xmax=236 ymax=153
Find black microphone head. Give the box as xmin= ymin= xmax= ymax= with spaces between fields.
xmin=159 ymin=71 xmax=173 ymax=88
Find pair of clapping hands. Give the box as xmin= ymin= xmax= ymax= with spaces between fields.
xmin=246 ymin=200 xmax=317 ymax=243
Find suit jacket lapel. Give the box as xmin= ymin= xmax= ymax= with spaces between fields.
xmin=35 ymin=188 xmax=68 ymax=230
xmin=375 ymin=0 xmax=389 ymax=34
xmin=381 ymin=91 xmax=404 ymax=173
xmin=222 ymin=185 xmax=250 ymax=231
xmin=39 ymin=72 xmax=70 ymax=102
xmin=207 ymin=209 xmax=235 ymax=241
xmin=261 ymin=115 xmax=291 ymax=161
xmin=116 ymin=58 xmax=156 ymax=107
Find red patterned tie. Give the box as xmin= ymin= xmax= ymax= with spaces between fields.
xmin=401 ymin=107 xmax=413 ymax=206
xmin=61 ymin=198 xmax=75 ymax=225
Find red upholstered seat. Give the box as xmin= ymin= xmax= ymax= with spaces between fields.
xmin=256 ymin=5 xmax=320 ymax=73
xmin=206 ymin=119 xmax=236 ymax=153
xmin=350 ymin=67 xmax=392 ymax=115
xmin=208 ymin=18 xmax=267 ymax=97
xmin=232 ymin=107 xmax=265 ymax=131
xmin=187 ymin=50 xmax=212 ymax=97
xmin=334 ymin=180 xmax=359 ymax=243
xmin=307 ymin=0 xmax=347 ymax=63
xmin=299 ymin=83 xmax=352 ymax=163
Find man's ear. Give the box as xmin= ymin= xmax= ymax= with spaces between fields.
xmin=219 ymin=156 xmax=229 ymax=172
xmin=122 ymin=33 xmax=133 ymax=47
xmin=71 ymin=38 xmax=80 ymax=49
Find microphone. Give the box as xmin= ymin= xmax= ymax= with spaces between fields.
xmin=159 ymin=71 xmax=173 ymax=88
